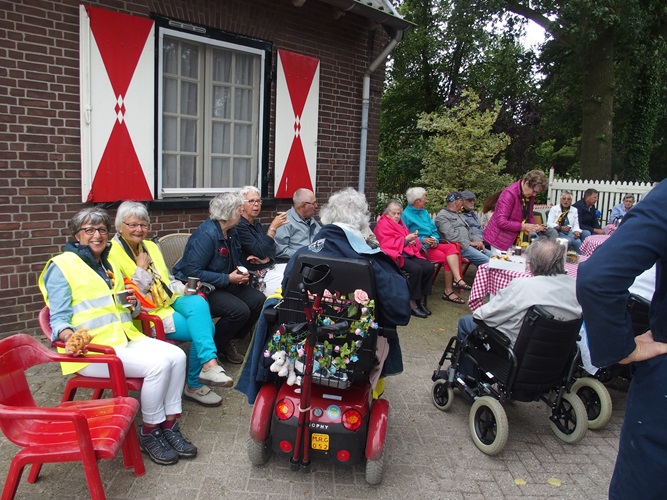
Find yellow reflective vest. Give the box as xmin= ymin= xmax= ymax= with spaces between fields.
xmin=38 ymin=251 xmax=145 ymax=375
xmin=109 ymin=239 xmax=177 ymax=323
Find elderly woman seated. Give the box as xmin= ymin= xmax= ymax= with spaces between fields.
xmin=174 ymin=192 xmax=265 ymax=366
xmin=401 ymin=186 xmax=471 ymax=304
xmin=39 ymin=207 xmax=197 ymax=466
xmin=109 ymin=201 xmax=232 ymax=408
xmin=374 ymin=199 xmax=433 ymax=318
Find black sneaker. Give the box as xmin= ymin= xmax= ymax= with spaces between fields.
xmin=162 ymin=422 xmax=198 ymax=458
xmin=139 ymin=426 xmax=179 ymax=465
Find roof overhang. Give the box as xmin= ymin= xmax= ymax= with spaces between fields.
xmin=312 ymin=0 xmax=413 ymax=33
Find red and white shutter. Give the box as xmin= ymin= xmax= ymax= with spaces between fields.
xmin=274 ymin=49 xmax=319 ymax=198
xmin=79 ymin=5 xmax=154 ymax=202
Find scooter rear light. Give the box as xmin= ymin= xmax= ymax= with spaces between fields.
xmin=279 ymin=440 xmax=293 ymax=452
xmin=275 ymin=398 xmax=294 ymax=420
xmin=342 ymin=409 xmax=362 ymax=431
xmin=336 ymin=449 xmax=350 ymax=462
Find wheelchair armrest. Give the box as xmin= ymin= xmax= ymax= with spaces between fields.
xmin=263 ymin=306 xmax=279 ymax=324
xmin=472 ymin=319 xmax=511 ymax=347
xmin=377 ymin=326 xmax=398 ymax=340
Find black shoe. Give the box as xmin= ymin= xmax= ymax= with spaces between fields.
xmin=139 ymin=426 xmax=179 ymax=465
xmin=411 ymin=307 xmax=428 ymax=318
xmin=162 ymin=422 xmax=198 ymax=458
xmin=219 ymin=340 xmax=244 ymax=364
xmin=418 ymin=302 xmax=432 ymax=316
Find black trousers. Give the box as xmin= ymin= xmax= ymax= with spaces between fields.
xmin=207 ymin=284 xmax=265 ymax=353
xmin=402 ymin=255 xmax=434 ymax=300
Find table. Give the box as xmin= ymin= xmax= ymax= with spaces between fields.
xmin=604 ymin=223 xmax=617 ymax=235
xmin=468 ymin=255 xmax=588 ymax=311
xmin=580 ymin=235 xmax=610 ymax=257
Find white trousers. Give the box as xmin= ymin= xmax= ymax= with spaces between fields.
xmin=263 ymin=263 xmax=287 ymax=296
xmin=78 ymin=337 xmax=186 ymax=424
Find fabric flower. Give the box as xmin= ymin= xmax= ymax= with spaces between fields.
xmin=354 ymin=289 xmax=370 ymax=305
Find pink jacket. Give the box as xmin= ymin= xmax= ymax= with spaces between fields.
xmin=374 ymin=214 xmax=426 ymax=267
xmin=483 ymin=180 xmax=536 ymax=251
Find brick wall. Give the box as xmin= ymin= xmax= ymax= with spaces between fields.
xmin=0 ymin=0 xmax=389 ymax=335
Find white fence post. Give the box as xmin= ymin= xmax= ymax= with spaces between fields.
xmin=544 ymin=167 xmax=657 ymax=224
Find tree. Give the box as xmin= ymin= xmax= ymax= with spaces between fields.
xmin=417 ymin=89 xmax=513 ymax=210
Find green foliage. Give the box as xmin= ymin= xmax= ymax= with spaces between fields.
xmin=532 ymin=137 xmax=581 ymax=178
xmin=417 ymin=89 xmax=513 ymax=211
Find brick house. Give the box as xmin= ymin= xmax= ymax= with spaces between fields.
xmin=0 ymin=0 xmax=409 ymax=335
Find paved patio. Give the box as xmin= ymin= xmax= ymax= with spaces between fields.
xmin=1 ymin=279 xmax=624 ymax=499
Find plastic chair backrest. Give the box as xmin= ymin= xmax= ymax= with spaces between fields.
xmin=510 ymin=305 xmax=583 ymax=400
xmin=532 ymin=212 xmax=544 ymax=226
xmin=0 ymin=334 xmax=47 ymax=409
xmin=158 ymin=233 xmax=190 ymax=273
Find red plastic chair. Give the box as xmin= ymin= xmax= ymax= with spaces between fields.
xmin=0 ymin=333 xmax=145 ymax=500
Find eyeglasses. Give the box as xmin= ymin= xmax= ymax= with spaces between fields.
xmin=79 ymin=226 xmax=108 ymax=235
xmin=123 ymin=222 xmax=149 ymax=230
xmin=244 ymin=199 xmax=262 ymax=205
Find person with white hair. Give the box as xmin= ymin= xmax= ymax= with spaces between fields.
xmin=174 ymin=192 xmax=265 ymax=367
xmin=610 ymin=194 xmax=635 ymax=223
xmin=282 ymin=188 xmax=411 ymax=395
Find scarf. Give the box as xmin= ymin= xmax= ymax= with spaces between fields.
xmin=556 ymin=206 xmax=570 ymax=226
xmin=118 ymin=236 xmax=172 ymax=309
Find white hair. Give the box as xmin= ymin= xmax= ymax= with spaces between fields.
xmin=209 ymin=192 xmax=243 ymax=221
xmin=319 ymin=188 xmax=370 ymax=232
xmin=406 ymin=187 xmax=426 ymax=206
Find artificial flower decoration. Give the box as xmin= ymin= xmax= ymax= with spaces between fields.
xmin=265 ymin=288 xmax=376 ymax=377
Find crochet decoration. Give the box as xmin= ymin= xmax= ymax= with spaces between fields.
xmin=265 ymin=289 xmax=377 ymax=378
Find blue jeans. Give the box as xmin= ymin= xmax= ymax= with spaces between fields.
xmin=461 ymin=246 xmax=490 ymax=267
xmin=166 ymin=294 xmax=217 ymax=389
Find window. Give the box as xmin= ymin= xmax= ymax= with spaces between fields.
xmin=157 ymin=24 xmax=270 ymax=198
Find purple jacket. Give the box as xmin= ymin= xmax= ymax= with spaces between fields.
xmin=483 ymin=179 xmax=536 ymax=251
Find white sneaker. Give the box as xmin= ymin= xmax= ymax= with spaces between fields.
xmin=183 ymin=385 xmax=222 ymax=407
xmin=198 ymin=364 xmax=233 ymax=387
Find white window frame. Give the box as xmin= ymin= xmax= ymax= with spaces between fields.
xmin=157 ymin=27 xmax=267 ymax=198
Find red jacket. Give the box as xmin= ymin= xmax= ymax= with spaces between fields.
xmin=374 ymin=214 xmax=426 ymax=267
xmin=483 ymin=179 xmax=536 ymax=251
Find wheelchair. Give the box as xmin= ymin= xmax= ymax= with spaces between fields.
xmin=572 ymin=293 xmax=650 ymax=429
xmin=431 ymin=305 xmax=598 ymax=455
xmin=247 ymin=253 xmax=395 ymax=485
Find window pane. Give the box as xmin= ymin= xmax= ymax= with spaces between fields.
xmin=181 ymin=81 xmax=198 ymax=115
xmin=163 ymin=78 xmax=177 ymax=113
xmin=163 ymin=155 xmax=177 ymax=188
xmin=180 ymin=156 xmax=196 ymax=188
xmin=211 ymin=157 xmax=230 ymax=187
xmin=234 ymin=124 xmax=252 ymax=155
xmin=213 ymin=49 xmax=232 ymax=82
xmin=235 ymin=54 xmax=253 ymax=85
xmin=163 ymin=39 xmax=178 ymax=75
xmin=212 ymin=122 xmax=230 ymax=154
xmin=233 ymin=158 xmax=251 ymax=185
xmin=212 ymin=86 xmax=231 ymax=119
xmin=181 ymin=43 xmax=199 ymax=78
xmin=181 ymin=119 xmax=197 ymax=152
xmin=163 ymin=116 xmax=177 ymax=149
xmin=234 ymin=88 xmax=252 ymax=121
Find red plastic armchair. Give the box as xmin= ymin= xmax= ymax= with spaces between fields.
xmin=0 ymin=333 xmax=145 ymax=500
xmin=38 ymin=307 xmax=145 ymax=401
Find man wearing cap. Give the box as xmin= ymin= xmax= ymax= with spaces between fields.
xmin=435 ymin=191 xmax=491 ymax=267
xmin=459 ymin=190 xmax=484 ymax=241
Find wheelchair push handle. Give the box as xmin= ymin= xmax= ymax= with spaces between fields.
xmin=310 ymin=320 xmax=349 ymax=343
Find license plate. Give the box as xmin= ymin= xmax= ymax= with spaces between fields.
xmin=311 ymin=433 xmax=329 ymax=451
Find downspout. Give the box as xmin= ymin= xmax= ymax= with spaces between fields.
xmin=359 ymin=28 xmax=403 ymax=194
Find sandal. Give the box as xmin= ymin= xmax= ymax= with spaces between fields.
xmin=454 ymin=279 xmax=472 ymax=291
xmin=442 ymin=291 xmax=465 ymax=304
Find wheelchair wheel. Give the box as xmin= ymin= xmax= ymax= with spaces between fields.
xmin=548 ymin=392 xmax=587 ymax=444
xmin=469 ymin=396 xmax=509 ymax=455
xmin=365 ymin=450 xmax=384 ymax=485
xmin=246 ymin=434 xmax=272 ymax=465
xmin=432 ymin=379 xmax=454 ymax=411
xmin=571 ymin=377 xmax=612 ymax=430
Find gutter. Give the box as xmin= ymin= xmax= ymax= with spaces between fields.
xmin=358 ymin=27 xmax=403 ymax=194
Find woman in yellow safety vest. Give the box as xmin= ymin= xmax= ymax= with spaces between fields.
xmin=39 ymin=207 xmax=197 ymax=466
xmin=110 ymin=201 xmax=232 ymax=408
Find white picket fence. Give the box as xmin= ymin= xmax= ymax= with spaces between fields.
xmin=536 ymin=167 xmax=658 ymax=224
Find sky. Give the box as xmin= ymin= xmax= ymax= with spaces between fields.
xmin=523 ymin=19 xmax=547 ymax=50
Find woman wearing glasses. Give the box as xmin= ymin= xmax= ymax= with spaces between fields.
xmin=39 ymin=207 xmax=198 ymax=466
xmin=173 ymin=192 xmax=265 ymax=366
xmin=109 ymin=201 xmax=233 ymax=408
xmin=236 ymin=186 xmax=288 ymax=295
